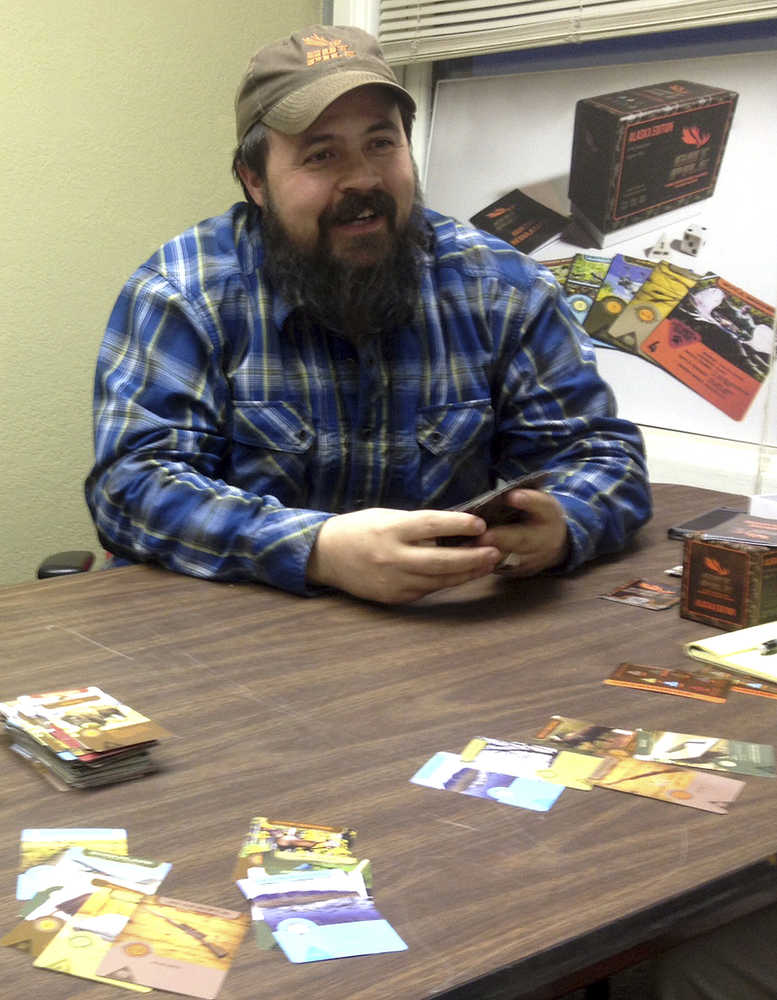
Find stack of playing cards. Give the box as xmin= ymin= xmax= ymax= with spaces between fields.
xmin=0 ymin=687 xmax=169 ymax=789
xmin=233 ymin=816 xmax=406 ymax=962
xmin=1 ymin=828 xmax=248 ymax=999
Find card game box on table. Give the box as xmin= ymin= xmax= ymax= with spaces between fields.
xmin=681 ymin=535 xmax=777 ymax=630
xmin=568 ymin=80 xmax=737 ymax=246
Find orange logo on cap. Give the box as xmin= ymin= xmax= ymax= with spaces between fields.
xmin=303 ymin=33 xmax=357 ymax=66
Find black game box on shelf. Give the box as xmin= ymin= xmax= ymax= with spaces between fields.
xmin=568 ymin=80 xmax=738 ymax=245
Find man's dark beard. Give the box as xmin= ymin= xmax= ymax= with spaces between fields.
xmin=260 ymin=188 xmax=428 ymax=344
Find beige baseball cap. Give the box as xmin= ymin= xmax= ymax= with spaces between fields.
xmin=235 ymin=25 xmax=415 ymax=142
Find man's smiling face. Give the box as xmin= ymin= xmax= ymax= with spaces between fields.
xmin=240 ymin=85 xmax=416 ymax=267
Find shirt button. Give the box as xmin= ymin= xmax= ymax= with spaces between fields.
xmin=360 ymin=427 xmax=373 ymax=440
xmin=429 ymin=430 xmax=443 ymax=445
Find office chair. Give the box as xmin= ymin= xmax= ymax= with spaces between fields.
xmin=37 ymin=551 xmax=95 ymax=579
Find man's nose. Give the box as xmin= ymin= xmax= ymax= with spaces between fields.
xmin=336 ymin=151 xmax=381 ymax=192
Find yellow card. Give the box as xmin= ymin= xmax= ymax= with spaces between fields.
xmin=591 ymin=757 xmax=744 ymax=813
xmin=460 ymin=739 xmax=487 ymax=762
xmin=536 ymin=750 xmax=602 ymax=790
xmin=96 ymin=895 xmax=250 ymax=999
xmin=33 ymin=886 xmax=150 ymax=992
xmin=18 ymin=829 xmax=128 ymax=899
xmin=19 ymin=828 xmax=128 ymax=872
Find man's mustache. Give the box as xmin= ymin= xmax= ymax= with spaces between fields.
xmin=320 ymin=190 xmax=398 ymax=232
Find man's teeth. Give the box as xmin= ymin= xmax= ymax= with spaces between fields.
xmin=337 ymin=208 xmax=378 ymax=225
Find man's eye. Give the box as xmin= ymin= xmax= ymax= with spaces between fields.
xmin=304 ymin=149 xmax=334 ymax=165
xmin=370 ymin=137 xmax=395 ymax=150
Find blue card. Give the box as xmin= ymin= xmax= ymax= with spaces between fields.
xmin=411 ymin=751 xmax=563 ymax=811
xmin=263 ymin=897 xmax=407 ymax=962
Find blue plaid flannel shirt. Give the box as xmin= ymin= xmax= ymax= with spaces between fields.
xmin=86 ymin=203 xmax=651 ymax=594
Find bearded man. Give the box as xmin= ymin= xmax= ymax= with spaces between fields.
xmin=86 ymin=25 xmax=651 ymax=604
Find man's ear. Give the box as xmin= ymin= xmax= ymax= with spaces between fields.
xmin=237 ymin=163 xmax=264 ymax=207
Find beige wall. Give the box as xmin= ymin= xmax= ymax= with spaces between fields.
xmin=0 ymin=0 xmax=321 ymax=586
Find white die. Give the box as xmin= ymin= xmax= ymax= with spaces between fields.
xmin=681 ymin=224 xmax=707 ymax=255
xmin=647 ymin=232 xmax=672 ymax=261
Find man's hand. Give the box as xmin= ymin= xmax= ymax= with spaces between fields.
xmin=475 ymin=489 xmax=569 ymax=576
xmin=306 ymin=508 xmax=503 ymax=604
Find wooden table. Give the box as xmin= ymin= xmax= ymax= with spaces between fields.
xmin=2 ymin=484 xmax=776 ymax=1000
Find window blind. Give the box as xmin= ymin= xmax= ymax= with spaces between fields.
xmin=378 ymin=1 xmax=777 ymax=63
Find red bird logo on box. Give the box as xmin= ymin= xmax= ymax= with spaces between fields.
xmin=682 ymin=125 xmax=711 ymax=148
xmin=703 ymin=556 xmax=730 ymax=576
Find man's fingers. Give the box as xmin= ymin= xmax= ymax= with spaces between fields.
xmin=397 ymin=510 xmax=487 ymax=544
xmin=307 ymin=507 xmax=506 ymax=603
xmin=400 ymin=537 xmax=501 ymax=577
xmin=477 ymin=489 xmax=569 ymax=574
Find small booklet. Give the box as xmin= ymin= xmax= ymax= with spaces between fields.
xmin=683 ymin=511 xmax=777 ymax=548
xmin=470 ymin=188 xmax=569 ymax=254
xmin=667 ymin=505 xmax=745 ymax=540
xmin=685 ymin=621 xmax=777 ymax=682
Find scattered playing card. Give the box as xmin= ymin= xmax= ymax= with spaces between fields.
xmin=232 ymin=817 xmax=357 ymax=881
xmin=633 ymin=730 xmax=776 ymax=778
xmin=262 ymin=896 xmax=407 ymax=963
xmin=410 ymin=751 xmax=563 ymax=811
xmin=33 ymin=885 xmax=151 ymax=992
xmin=601 ymin=578 xmax=680 ymax=610
xmin=96 ymin=895 xmax=249 ymax=999
xmin=231 ymin=816 xmax=402 ymax=962
xmin=239 ymin=868 xmax=362 ymax=951
xmin=459 ymin=737 xmax=559 ymax=778
xmin=604 ymin=662 xmax=730 ymax=702
xmin=16 ymin=828 xmax=128 ymax=899
xmin=695 ymin=665 xmax=777 ymax=700
xmin=534 ymin=750 xmax=604 ymax=790
xmin=4 ymin=847 xmax=172 ymax=958
xmin=534 ymin=716 xmax=636 ymax=756
xmin=590 ymin=757 xmax=745 ymax=813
